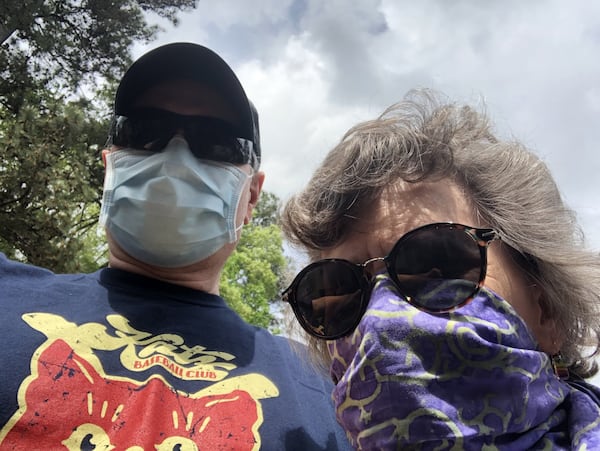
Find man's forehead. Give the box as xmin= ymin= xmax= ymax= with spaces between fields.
xmin=133 ymin=79 xmax=240 ymax=123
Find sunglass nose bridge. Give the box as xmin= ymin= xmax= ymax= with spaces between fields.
xmin=362 ymin=256 xmax=386 ymax=277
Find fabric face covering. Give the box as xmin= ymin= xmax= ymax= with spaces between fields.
xmin=328 ymin=274 xmax=600 ymax=450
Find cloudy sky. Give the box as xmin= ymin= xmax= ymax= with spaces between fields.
xmin=137 ymin=0 xmax=600 ymax=251
xmin=135 ymin=0 xmax=600 ymax=382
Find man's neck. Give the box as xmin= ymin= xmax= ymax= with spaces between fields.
xmin=107 ymin=254 xmax=222 ymax=294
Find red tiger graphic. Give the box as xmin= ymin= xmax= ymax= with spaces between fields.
xmin=1 ymin=339 xmax=261 ymax=450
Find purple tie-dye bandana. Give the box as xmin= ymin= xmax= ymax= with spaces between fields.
xmin=328 ymin=274 xmax=600 ymax=450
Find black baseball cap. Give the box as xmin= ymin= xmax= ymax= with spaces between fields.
xmin=114 ymin=42 xmax=260 ymax=165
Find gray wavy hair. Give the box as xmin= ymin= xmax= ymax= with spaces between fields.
xmin=281 ymin=89 xmax=600 ymax=378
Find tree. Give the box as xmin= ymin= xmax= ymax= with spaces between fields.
xmin=0 ymin=0 xmax=198 ymax=110
xmin=251 ymin=191 xmax=280 ymax=227
xmin=0 ymin=0 xmax=198 ymax=271
xmin=0 ymin=95 xmax=107 ymax=271
xmin=220 ymin=192 xmax=288 ymax=330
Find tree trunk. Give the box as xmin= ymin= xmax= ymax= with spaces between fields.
xmin=0 ymin=24 xmax=17 ymax=44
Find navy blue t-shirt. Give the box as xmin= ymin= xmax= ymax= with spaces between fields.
xmin=0 ymin=254 xmax=350 ymax=450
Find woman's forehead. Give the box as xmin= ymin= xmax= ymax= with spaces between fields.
xmin=363 ymin=180 xmax=475 ymax=231
xmin=321 ymin=179 xmax=478 ymax=261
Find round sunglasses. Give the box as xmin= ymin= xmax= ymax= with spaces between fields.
xmin=282 ymin=223 xmax=501 ymax=340
xmin=110 ymin=107 xmax=258 ymax=169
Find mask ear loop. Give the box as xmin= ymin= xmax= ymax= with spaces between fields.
xmin=229 ymin=168 xmax=255 ymax=241
xmin=98 ymin=148 xmax=118 ymax=228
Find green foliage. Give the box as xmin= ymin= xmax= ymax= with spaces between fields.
xmin=220 ymin=193 xmax=288 ymax=329
xmin=0 ymin=97 xmax=107 ymax=271
xmin=251 ymin=191 xmax=280 ymax=227
xmin=0 ymin=0 xmax=198 ymax=111
xmin=0 ymin=0 xmax=198 ymax=271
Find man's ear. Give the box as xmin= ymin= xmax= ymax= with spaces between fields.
xmin=101 ymin=148 xmax=110 ymax=167
xmin=244 ymin=171 xmax=265 ymax=225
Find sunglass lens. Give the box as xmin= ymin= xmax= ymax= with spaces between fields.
xmin=294 ymin=261 xmax=364 ymax=338
xmin=113 ymin=116 xmax=174 ymax=150
xmin=189 ymin=139 xmax=250 ymax=165
xmin=184 ymin=120 xmax=251 ymax=165
xmin=113 ymin=111 xmax=253 ymax=165
xmin=390 ymin=226 xmax=482 ymax=311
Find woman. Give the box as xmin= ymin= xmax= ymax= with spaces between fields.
xmin=281 ymin=90 xmax=600 ymax=449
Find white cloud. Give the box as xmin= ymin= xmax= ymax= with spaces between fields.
xmin=236 ymin=35 xmax=378 ymax=201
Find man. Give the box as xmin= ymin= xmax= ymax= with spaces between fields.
xmin=0 ymin=42 xmax=350 ymax=450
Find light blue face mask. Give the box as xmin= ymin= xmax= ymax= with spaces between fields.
xmin=99 ymin=136 xmax=251 ymax=267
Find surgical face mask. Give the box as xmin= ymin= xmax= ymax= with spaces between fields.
xmin=328 ymin=274 xmax=600 ymax=450
xmin=99 ymin=136 xmax=251 ymax=267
